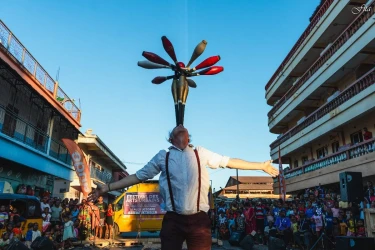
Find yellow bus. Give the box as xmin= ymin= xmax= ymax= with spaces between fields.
xmin=112 ymin=181 xmax=215 ymax=234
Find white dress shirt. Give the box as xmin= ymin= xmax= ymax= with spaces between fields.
xmin=136 ymin=145 xmax=230 ymax=215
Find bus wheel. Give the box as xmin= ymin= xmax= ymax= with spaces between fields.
xmin=114 ymin=223 xmax=120 ymax=236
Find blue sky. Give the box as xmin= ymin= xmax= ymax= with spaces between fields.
xmin=2 ymin=0 xmax=319 ymax=191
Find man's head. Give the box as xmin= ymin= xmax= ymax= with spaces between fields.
xmin=168 ymin=125 xmax=191 ymax=149
xmin=98 ymin=196 xmax=103 ymax=203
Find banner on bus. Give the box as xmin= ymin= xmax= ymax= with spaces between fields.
xmin=123 ymin=192 xmax=167 ymax=215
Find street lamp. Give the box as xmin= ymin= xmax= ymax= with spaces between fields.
xmin=137 ymin=36 xmax=224 ymax=126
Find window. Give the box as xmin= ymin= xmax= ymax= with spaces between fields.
xmin=294 ymin=160 xmax=299 ymax=168
xmin=301 ymin=156 xmax=308 ymax=165
xmin=332 ymin=141 xmax=339 ymax=153
xmin=350 ymin=131 xmax=363 ymax=145
xmin=316 ymin=146 xmax=328 ymax=159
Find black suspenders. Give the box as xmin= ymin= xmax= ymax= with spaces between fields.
xmin=165 ymin=149 xmax=202 ymax=213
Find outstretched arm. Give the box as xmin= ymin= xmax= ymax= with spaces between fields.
xmin=88 ymin=174 xmax=141 ymax=201
xmin=227 ymin=159 xmax=278 ymax=177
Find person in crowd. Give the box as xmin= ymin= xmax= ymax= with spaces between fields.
xmin=40 ymin=196 xmax=51 ymax=213
xmin=356 ymin=219 xmax=365 ymax=237
xmin=78 ymin=199 xmax=92 ymax=240
xmin=71 ymin=205 xmax=80 ymax=223
xmin=31 ymin=223 xmax=41 ymax=243
xmin=346 ymin=211 xmax=356 ymax=236
xmin=243 ymin=202 xmax=255 ymax=235
xmin=255 ymin=201 xmax=265 ymax=234
xmin=62 ymin=215 xmax=74 ymax=249
xmin=0 ymin=232 xmax=9 ymax=249
xmin=105 ymin=204 xmax=114 ymax=239
xmin=363 ymin=127 xmax=373 ymax=140
xmin=5 ymin=223 xmax=13 ymax=240
xmin=12 ymin=221 xmax=22 ymax=240
xmin=294 ymin=211 xmax=311 ymax=250
xmin=41 ymin=207 xmax=51 ymax=232
xmin=0 ymin=206 xmax=8 ymax=230
xmin=274 ymin=209 xmax=293 ymax=248
xmin=95 ymin=196 xmax=107 ymax=239
xmin=235 ymin=210 xmax=245 ymax=233
xmin=24 ymin=222 xmax=34 ymax=248
xmin=50 ymin=199 xmax=62 ymax=227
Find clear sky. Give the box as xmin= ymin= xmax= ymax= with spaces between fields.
xmin=2 ymin=0 xmax=319 ymax=192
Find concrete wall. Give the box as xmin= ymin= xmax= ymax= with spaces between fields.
xmin=275 ymin=150 xmax=375 ymax=193
xmin=269 ymin=16 xmax=375 ymax=130
xmin=266 ymin=0 xmax=347 ymax=100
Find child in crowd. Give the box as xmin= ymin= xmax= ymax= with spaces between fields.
xmin=312 ymin=211 xmax=323 ymax=237
xmin=42 ymin=207 xmax=51 ymax=232
xmin=339 ymin=216 xmax=347 ymax=236
xmin=356 ymin=219 xmax=366 ymax=237
xmin=0 ymin=232 xmax=9 ymax=249
xmin=12 ymin=221 xmax=22 ymax=239
xmin=346 ymin=211 xmax=356 ymax=236
xmin=62 ymin=215 xmax=74 ymax=249
xmin=25 ymin=222 xmax=34 ymax=248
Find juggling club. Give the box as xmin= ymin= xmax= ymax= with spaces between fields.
xmin=194 ymin=66 xmax=224 ymax=76
xmin=142 ymin=51 xmax=171 ymax=67
xmin=162 ymin=36 xmax=178 ymax=64
xmin=191 ymin=55 xmax=220 ymax=71
xmin=177 ymin=75 xmax=187 ymax=125
xmin=186 ymin=78 xmax=197 ymax=88
xmin=181 ymin=78 xmax=189 ymax=126
xmin=186 ymin=40 xmax=207 ymax=68
xmin=152 ymin=75 xmax=174 ymax=84
xmin=171 ymin=78 xmax=179 ymax=126
xmin=137 ymin=61 xmax=170 ymax=69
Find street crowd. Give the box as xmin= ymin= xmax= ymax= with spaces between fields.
xmin=0 ymin=195 xmax=113 ymax=250
xmin=214 ymin=181 xmax=375 ymax=250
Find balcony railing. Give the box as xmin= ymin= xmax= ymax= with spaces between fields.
xmin=270 ymin=67 xmax=375 ymax=150
xmin=268 ymin=1 xmax=375 ymax=118
xmin=265 ymin=0 xmax=334 ymax=91
xmin=284 ymin=138 xmax=375 ymax=180
xmin=90 ymin=167 xmax=113 ymax=183
xmin=0 ymin=20 xmax=81 ymax=123
xmin=0 ymin=104 xmax=71 ymax=165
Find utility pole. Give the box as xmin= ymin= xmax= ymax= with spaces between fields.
xmin=236 ymin=169 xmax=239 ymax=201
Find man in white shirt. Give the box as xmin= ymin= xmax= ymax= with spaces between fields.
xmin=89 ymin=125 xmax=278 ymax=250
xmin=40 ymin=196 xmax=51 ymax=213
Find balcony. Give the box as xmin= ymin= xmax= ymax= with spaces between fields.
xmin=270 ymin=67 xmax=375 ymax=151
xmin=265 ymin=0 xmax=335 ymax=91
xmin=268 ymin=3 xmax=375 ymax=120
xmin=0 ymin=104 xmax=71 ymax=165
xmin=0 ymin=20 xmax=81 ymax=124
xmin=274 ymin=138 xmax=375 ymax=192
xmin=90 ymin=167 xmax=113 ymax=184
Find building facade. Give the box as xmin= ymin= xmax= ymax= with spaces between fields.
xmin=265 ymin=0 xmax=375 ymax=195
xmin=217 ymin=176 xmax=277 ymax=199
xmin=0 ymin=20 xmax=81 ymax=196
xmin=54 ymin=129 xmax=128 ymax=203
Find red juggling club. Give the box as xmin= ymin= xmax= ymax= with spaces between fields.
xmin=191 ymin=56 xmax=221 ymax=71
xmin=162 ymin=36 xmax=178 ymax=64
xmin=142 ymin=51 xmax=171 ymax=67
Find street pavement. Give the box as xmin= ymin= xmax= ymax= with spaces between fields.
xmin=69 ymin=231 xmax=269 ymax=250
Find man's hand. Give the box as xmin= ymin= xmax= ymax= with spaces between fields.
xmin=87 ymin=182 xmax=108 ymax=202
xmin=263 ymin=160 xmax=279 ymax=177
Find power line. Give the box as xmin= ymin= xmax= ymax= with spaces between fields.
xmin=122 ymin=161 xmax=147 ymax=165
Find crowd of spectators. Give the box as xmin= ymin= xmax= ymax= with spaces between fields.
xmin=213 ymin=182 xmax=375 ymax=250
xmin=0 ymin=194 xmax=113 ymax=250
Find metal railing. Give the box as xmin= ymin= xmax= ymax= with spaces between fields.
xmin=0 ymin=104 xmax=72 ymax=165
xmin=265 ymin=0 xmax=334 ymax=91
xmin=0 ymin=104 xmax=49 ymax=153
xmin=268 ymin=2 xmax=375 ymax=118
xmin=49 ymin=138 xmax=71 ymax=165
xmin=90 ymin=167 xmax=113 ymax=183
xmin=270 ymin=67 xmax=375 ymax=150
xmin=0 ymin=20 xmax=81 ymax=123
xmin=283 ymin=138 xmax=375 ymax=180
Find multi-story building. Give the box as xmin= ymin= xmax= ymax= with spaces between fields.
xmin=0 ymin=20 xmax=81 ymax=196
xmin=216 ymin=176 xmax=278 ymax=199
xmin=265 ymin=0 xmax=375 ymax=194
xmin=54 ymin=129 xmax=128 ymax=203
